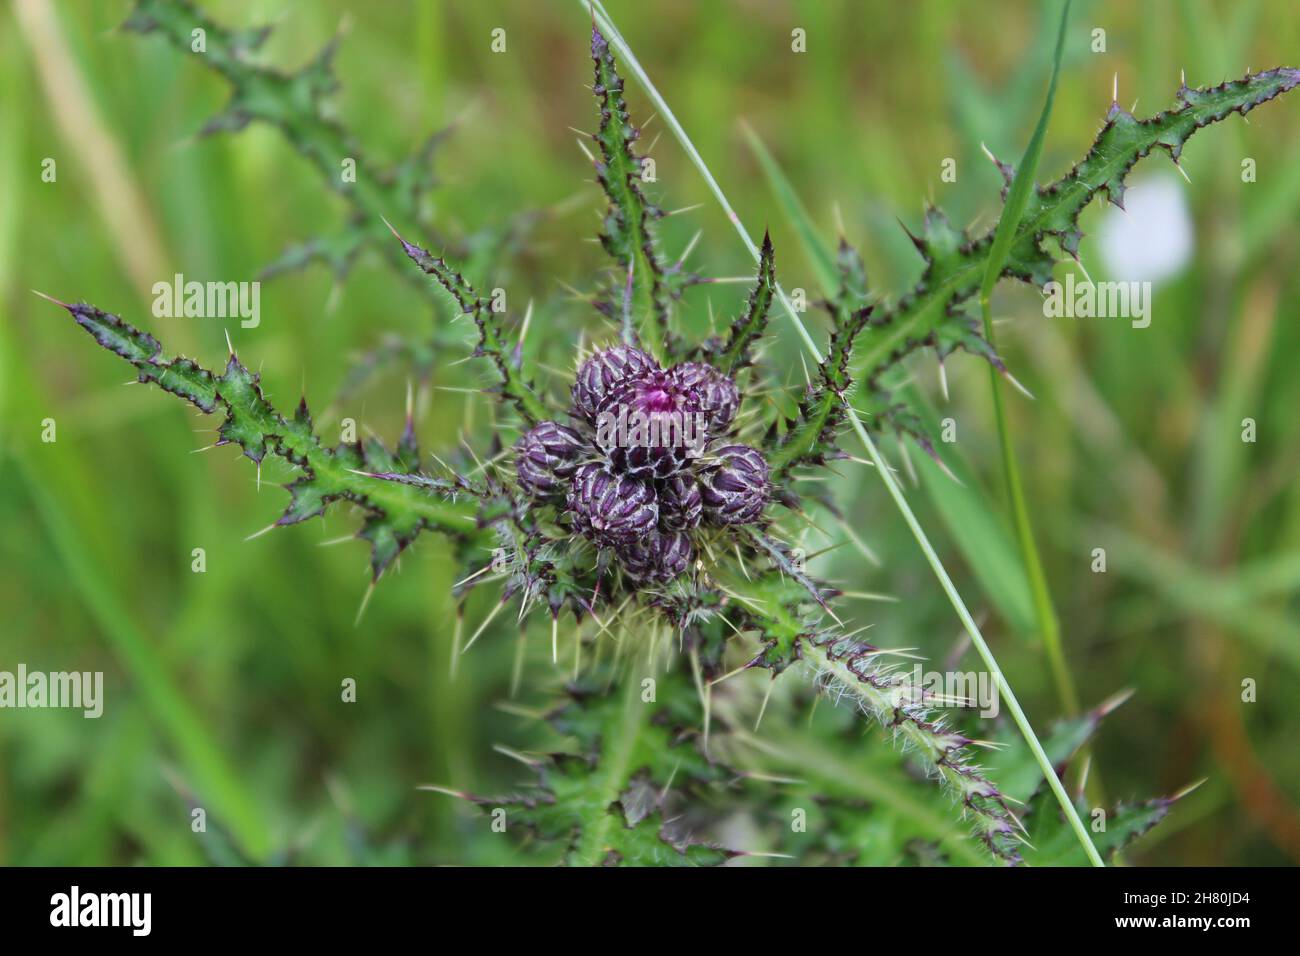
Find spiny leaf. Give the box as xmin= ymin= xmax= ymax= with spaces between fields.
xmin=765 ymin=241 xmax=874 ymax=478
xmin=744 ymin=126 xmax=1042 ymax=639
xmin=716 ymin=698 xmax=997 ymax=866
xmin=802 ymin=632 xmax=1023 ymax=864
xmin=124 ymin=0 xmax=458 ymax=291
xmin=745 ymin=527 xmax=836 ymax=615
xmin=590 ymin=25 xmax=672 ymax=361
xmin=259 ymin=230 xmax=367 ymax=284
xmin=710 ymin=231 xmax=775 ymax=376
xmin=705 ymin=555 xmax=1023 ymax=864
xmin=426 ymin=673 xmax=735 ymax=866
xmin=122 ymin=0 xmax=510 ymax=404
xmin=983 ymin=688 xmax=1179 ymax=865
xmin=393 ymin=227 xmax=551 ymax=425
xmin=851 ymin=67 xmax=1300 ymax=417
xmin=708 ymin=564 xmax=813 ymax=669
xmin=52 ymin=298 xmax=494 ymax=580
xmin=1020 ymin=789 xmax=1176 ymax=867
xmin=822 ymin=241 xmax=874 ymax=393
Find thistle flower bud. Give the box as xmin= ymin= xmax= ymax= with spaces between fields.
xmin=571 ymin=345 xmax=658 ymax=423
xmin=515 ymin=420 xmax=590 ymax=498
xmin=657 ymin=474 xmax=703 ymax=531
xmin=671 ymin=361 xmax=739 ymax=435
xmin=567 ymin=462 xmax=658 ymax=546
xmin=699 ymin=444 xmax=770 ymax=525
xmin=597 ymin=369 xmax=705 ymax=478
xmin=617 ymin=530 xmax=693 ymax=583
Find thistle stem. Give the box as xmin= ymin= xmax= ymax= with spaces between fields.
xmin=583 ymin=0 xmax=1104 ymax=867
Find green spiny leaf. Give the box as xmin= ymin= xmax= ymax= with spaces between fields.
xmin=590 ymin=25 xmax=671 ymax=361
xmin=745 ymin=527 xmax=835 ymax=616
xmin=710 ymin=231 xmax=775 ymax=376
xmin=708 ymin=565 xmax=813 ymax=668
xmin=52 ymin=297 xmax=493 ymax=580
xmin=428 ymin=673 xmax=735 ymax=866
xmin=983 ymin=688 xmax=1180 ymax=865
xmin=852 ymin=67 xmax=1300 ymax=412
xmin=124 ymin=0 xmax=459 ymax=291
xmin=705 ymin=554 xmax=1025 ymax=864
xmin=393 ymin=227 xmax=550 ymax=425
xmin=744 ymin=125 xmax=1042 ymax=638
xmin=1020 ymin=789 xmax=1175 ymax=867
xmin=803 ymin=631 xmax=1024 ymax=864
xmin=765 ymin=241 xmax=873 ymax=478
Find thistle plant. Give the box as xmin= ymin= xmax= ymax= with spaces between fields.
xmin=52 ymin=0 xmax=1299 ymax=865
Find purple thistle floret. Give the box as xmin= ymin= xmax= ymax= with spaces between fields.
xmin=515 ymin=420 xmax=590 ymax=498
xmin=597 ymin=368 xmax=704 ymax=478
xmin=617 ymin=530 xmax=693 ymax=583
xmin=658 ymin=474 xmax=703 ymax=531
xmin=571 ymin=344 xmax=658 ymax=423
xmin=518 ymin=346 xmax=773 ymax=583
xmin=671 ymin=362 xmax=739 ymax=435
xmin=566 ymin=462 xmax=658 ymax=547
xmin=699 ymin=444 xmax=770 ymax=525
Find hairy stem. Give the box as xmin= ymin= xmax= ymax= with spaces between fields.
xmin=801 ymin=638 xmax=1021 ymax=862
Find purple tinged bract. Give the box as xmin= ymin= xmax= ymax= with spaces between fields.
xmin=617 ymin=530 xmax=693 ymax=583
xmin=515 ymin=420 xmax=590 ymax=498
xmin=571 ymin=345 xmax=658 ymax=423
xmin=525 ymin=346 xmax=773 ymax=579
xmin=597 ymin=368 xmax=702 ymax=478
xmin=658 ymin=474 xmax=703 ymax=531
xmin=699 ymin=444 xmax=770 ymax=525
xmin=567 ymin=462 xmax=658 ymax=547
xmin=671 ymin=361 xmax=739 ymax=435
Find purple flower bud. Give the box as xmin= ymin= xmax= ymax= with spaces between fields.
xmin=699 ymin=444 xmax=770 ymax=526
xmin=671 ymin=362 xmax=739 ymax=435
xmin=596 ymin=369 xmax=705 ymax=478
xmin=567 ymin=462 xmax=658 ymax=546
xmin=658 ymin=474 xmax=702 ymax=531
xmin=571 ymin=345 xmax=658 ymax=423
xmin=616 ymin=530 xmax=693 ymax=583
xmin=515 ymin=420 xmax=589 ymax=498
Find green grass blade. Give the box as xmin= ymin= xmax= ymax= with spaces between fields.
xmin=979 ymin=0 xmax=1071 ymax=308
xmin=977 ymin=0 xmax=1081 ymax=717
xmin=13 ymin=456 xmax=271 ymax=860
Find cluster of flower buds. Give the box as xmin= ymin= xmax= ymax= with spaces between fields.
xmin=514 ymin=345 xmax=770 ymax=582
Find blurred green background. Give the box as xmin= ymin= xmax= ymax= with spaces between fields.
xmin=1 ymin=0 xmax=1298 ymax=865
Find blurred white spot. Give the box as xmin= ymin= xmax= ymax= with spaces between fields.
xmin=1097 ymin=175 xmax=1194 ymax=285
